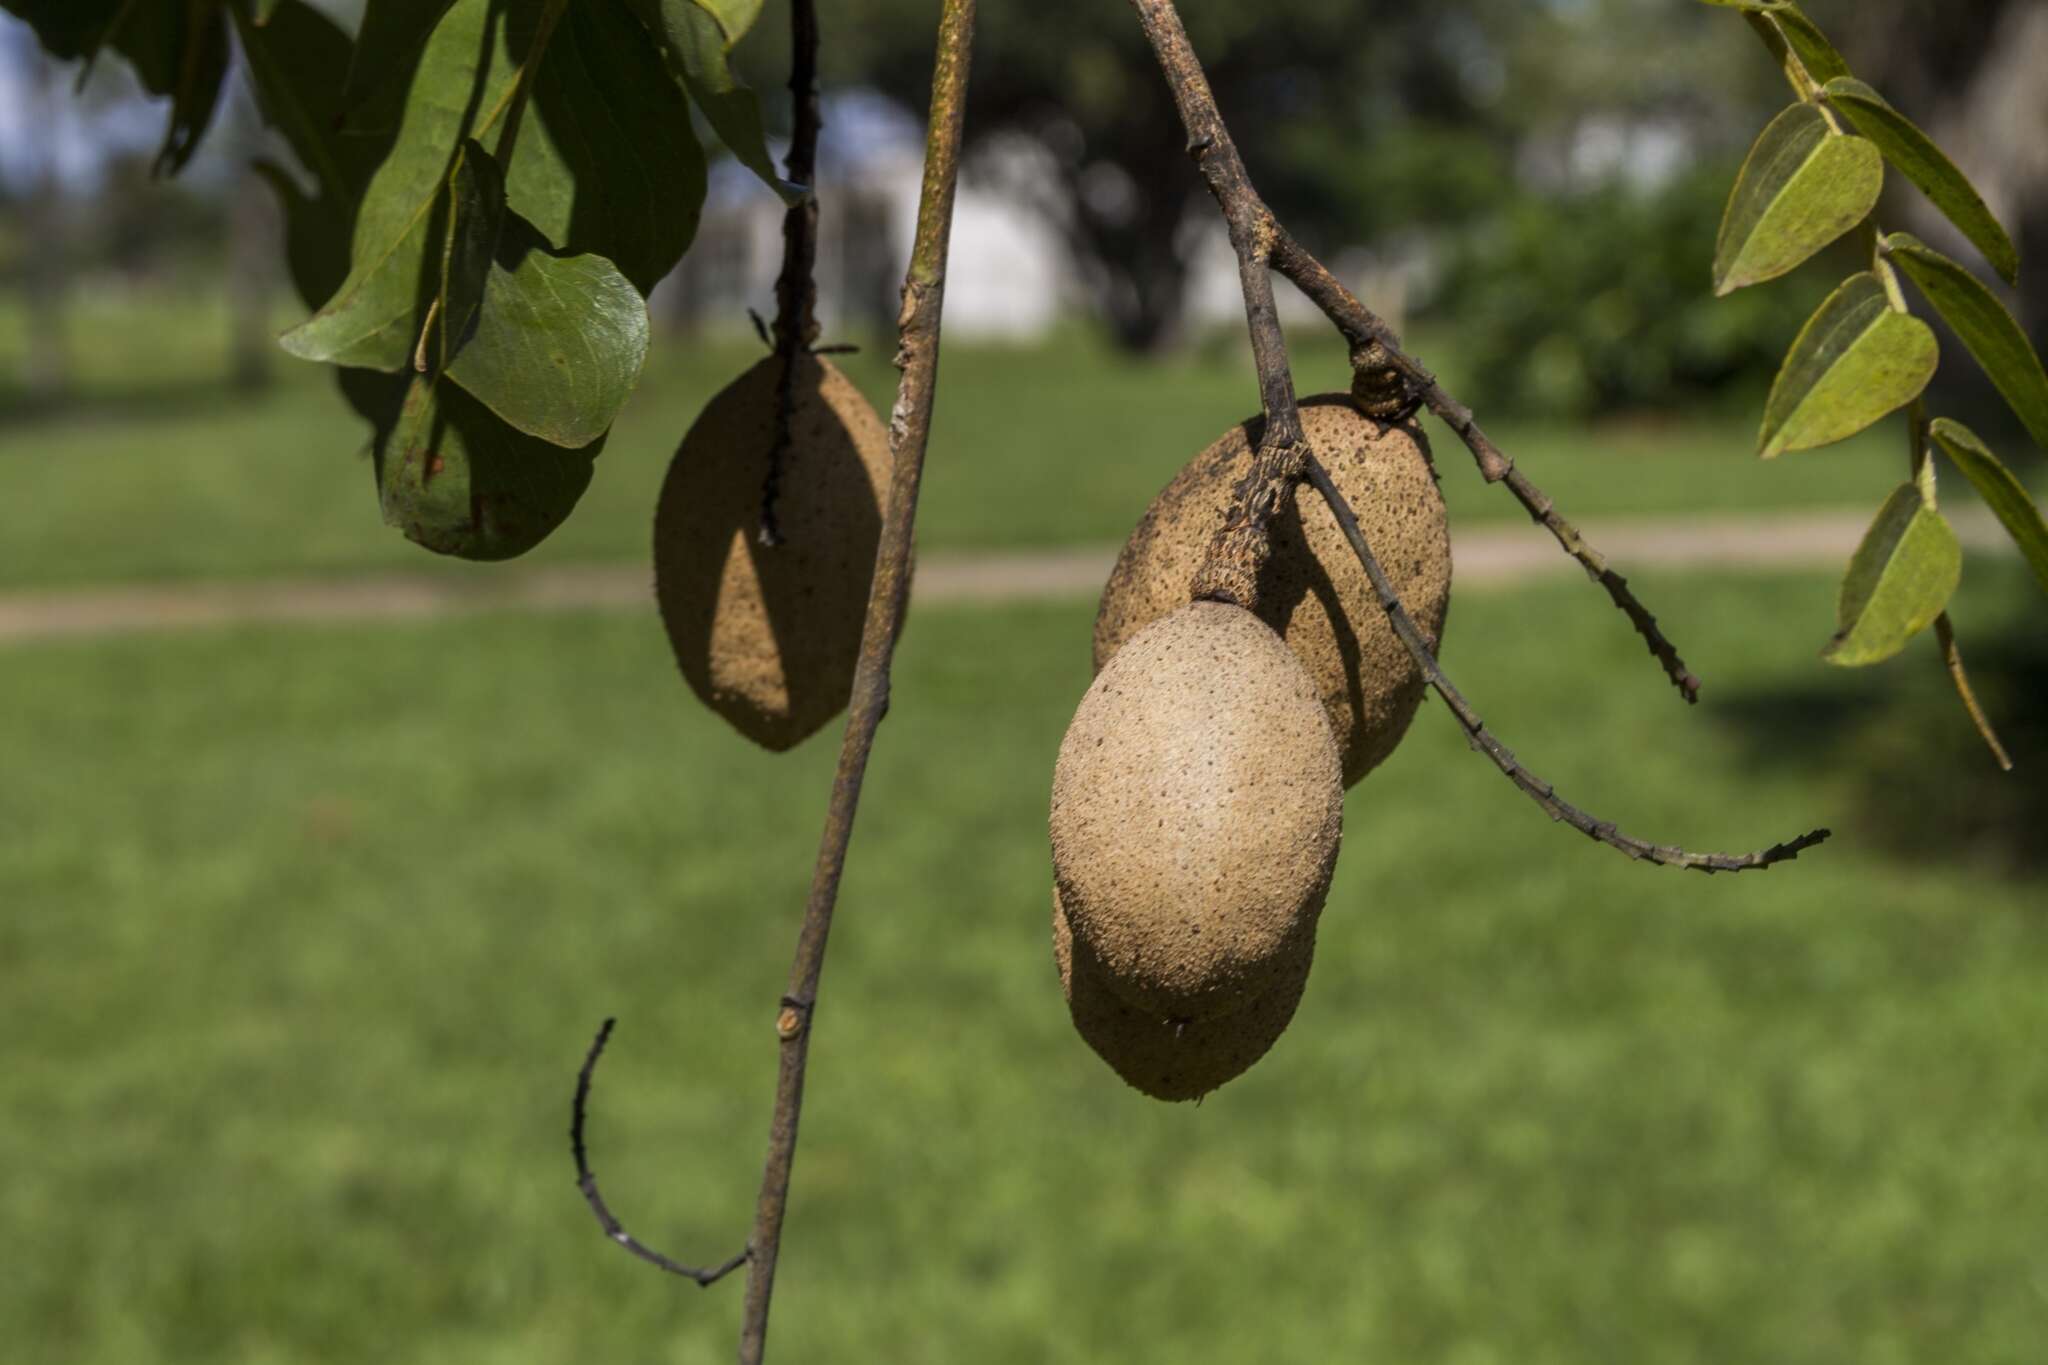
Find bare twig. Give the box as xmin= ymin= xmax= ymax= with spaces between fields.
xmin=570 ymin=1019 xmax=749 ymax=1287
xmin=758 ymin=0 xmax=823 ymax=547
xmin=1266 ymin=230 xmax=1702 ymax=704
xmin=1126 ymin=0 xmax=1305 ymax=612
xmin=1129 ymin=0 xmax=1816 ymax=870
xmin=1135 ymin=0 xmax=1702 ymax=701
xmin=1304 ymin=456 xmax=1828 ymax=872
xmin=736 ymin=1 xmax=976 ymax=1360
xmin=1933 ymin=613 xmax=2013 ymax=771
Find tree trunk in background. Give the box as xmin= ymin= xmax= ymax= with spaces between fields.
xmin=20 ymin=47 xmax=69 ymax=404
xmin=228 ymin=168 xmax=276 ymax=392
xmin=1841 ymin=0 xmax=2048 ymax=336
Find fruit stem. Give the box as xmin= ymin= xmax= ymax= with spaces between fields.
xmin=1127 ymin=0 xmax=1702 ymax=702
xmin=759 ymin=0 xmax=825 ymax=546
xmin=1303 ymin=453 xmax=1828 ymax=873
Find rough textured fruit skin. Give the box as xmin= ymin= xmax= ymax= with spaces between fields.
xmin=1054 ymin=887 xmax=1310 ymax=1102
xmin=1050 ymin=600 xmax=1343 ymax=1021
xmin=1095 ymin=395 xmax=1451 ymax=787
xmin=654 ymin=354 xmax=890 ymax=751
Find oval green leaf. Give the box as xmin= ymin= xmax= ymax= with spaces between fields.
xmin=1825 ymin=79 xmax=2018 ymax=286
xmin=1715 ymin=103 xmax=1882 ymax=295
xmin=1886 ymin=232 xmax=2048 ymax=452
xmin=1822 ymin=483 xmax=1962 ymax=667
xmin=624 ymin=0 xmax=803 ymax=201
xmin=1760 ymin=271 xmax=1937 ymax=457
xmin=1770 ymin=4 xmax=1850 ymax=85
xmin=378 ymin=377 xmax=602 ymax=561
xmin=1929 ymin=417 xmax=2048 ymax=597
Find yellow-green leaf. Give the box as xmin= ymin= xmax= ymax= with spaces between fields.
xmin=1759 ymin=272 xmax=1937 ymax=457
xmin=1822 ymin=484 xmax=1962 ymax=666
xmin=1929 ymin=418 xmax=2048 ymax=597
xmin=1769 ymin=3 xmax=1850 ymax=85
xmin=1886 ymin=232 xmax=2048 ymax=452
xmin=1715 ymin=103 xmax=1882 ymax=295
xmin=1825 ymin=79 xmax=2018 ymax=286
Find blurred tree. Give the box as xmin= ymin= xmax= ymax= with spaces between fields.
xmin=792 ymin=0 xmax=1773 ymax=354
xmin=1836 ymin=0 xmax=2048 ymax=336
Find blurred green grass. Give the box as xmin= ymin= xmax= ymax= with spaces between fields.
xmin=4 ymin=562 xmax=2045 ymax=1365
xmin=0 ymin=291 xmax=1924 ymax=589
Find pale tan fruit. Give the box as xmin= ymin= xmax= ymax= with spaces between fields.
xmin=1053 ymin=887 xmax=1310 ymax=1102
xmin=654 ymin=354 xmax=890 ymax=751
xmin=1049 ymin=600 xmax=1343 ymax=1021
xmin=1095 ymin=395 xmax=1451 ymax=787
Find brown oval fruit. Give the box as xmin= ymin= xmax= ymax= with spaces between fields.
xmin=1053 ymin=887 xmax=1311 ymax=1102
xmin=1095 ymin=395 xmax=1451 ymax=786
xmin=654 ymin=354 xmax=890 ymax=751
xmin=1049 ymin=600 xmax=1343 ymax=1021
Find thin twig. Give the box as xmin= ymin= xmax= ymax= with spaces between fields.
xmin=735 ymin=2 xmax=976 ymax=1360
xmin=1304 ymin=455 xmax=1827 ymax=872
xmin=1127 ymin=0 xmax=1305 ymax=612
xmin=1266 ymin=230 xmax=1702 ymax=704
xmin=758 ymin=0 xmax=824 ymax=547
xmin=1934 ymin=612 xmax=2013 ymax=773
xmin=570 ymin=1019 xmax=749 ymax=1287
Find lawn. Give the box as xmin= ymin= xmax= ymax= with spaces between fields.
xmin=2 ymin=289 xmax=1991 ymax=591
xmin=4 ymin=561 xmax=2044 ymax=1364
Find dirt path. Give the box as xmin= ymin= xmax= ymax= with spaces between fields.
xmin=0 ymin=506 xmax=2009 ymax=645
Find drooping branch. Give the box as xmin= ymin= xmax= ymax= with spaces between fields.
xmin=1267 ymin=229 xmax=1703 ymax=704
xmin=571 ymin=1019 xmax=749 ymax=1287
xmin=1303 ymin=456 xmax=1828 ymax=872
xmin=1125 ymin=1 xmax=1700 ymax=703
xmin=736 ymin=0 xmax=976 ymax=1359
xmin=759 ymin=0 xmax=824 ymax=546
xmin=1126 ymin=0 xmax=1305 ymax=613
xmin=1128 ymin=0 xmax=1815 ymax=871
xmin=567 ymin=3 xmax=977 ymax=1359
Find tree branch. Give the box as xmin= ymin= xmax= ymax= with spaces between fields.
xmin=736 ymin=1 xmax=976 ymax=1359
xmin=1303 ymin=455 xmax=1827 ymax=872
xmin=570 ymin=1019 xmax=749 ymax=1287
xmin=1266 ymin=229 xmax=1702 ymax=704
xmin=1127 ymin=0 xmax=1305 ymax=612
xmin=758 ymin=0 xmax=823 ymax=546
xmin=1127 ymin=0 xmax=1811 ymax=869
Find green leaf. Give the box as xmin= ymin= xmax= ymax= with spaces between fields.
xmin=251 ymin=161 xmax=354 ymax=311
xmin=250 ymin=0 xmax=282 ymax=22
xmin=432 ymin=140 xmax=508 ymax=372
xmin=1714 ymin=103 xmax=1882 ymax=295
xmin=0 ymin=1 xmax=123 ymax=60
xmin=378 ymin=377 xmax=601 ymax=561
xmin=281 ymin=0 xmax=700 ymax=369
xmin=440 ymin=143 xmax=650 ymax=449
xmin=689 ymin=0 xmax=765 ymax=45
xmin=1929 ymin=418 xmax=2048 ymax=597
xmin=1769 ymin=4 xmax=1850 ymax=85
xmin=1822 ymin=483 xmax=1962 ymax=666
xmin=1824 ymin=79 xmax=2018 ymax=286
xmin=624 ymin=0 xmax=802 ymax=201
xmin=232 ymin=0 xmax=383 ymax=204
xmin=341 ymin=0 xmax=460 ymax=121
xmin=1885 ymin=232 xmax=2048 ymax=452
xmin=1759 ymin=272 xmax=1937 ymax=457
xmin=97 ymin=0 xmax=232 ymax=175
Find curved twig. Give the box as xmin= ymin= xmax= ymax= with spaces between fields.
xmin=570 ymin=1019 xmax=749 ymax=1287
xmin=1303 ymin=456 xmax=1826 ymax=872
xmin=1266 ymin=229 xmax=1702 ymax=704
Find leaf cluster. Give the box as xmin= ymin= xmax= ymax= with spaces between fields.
xmin=1 ymin=0 xmax=795 ymax=560
xmin=1701 ymin=0 xmax=2048 ymax=757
